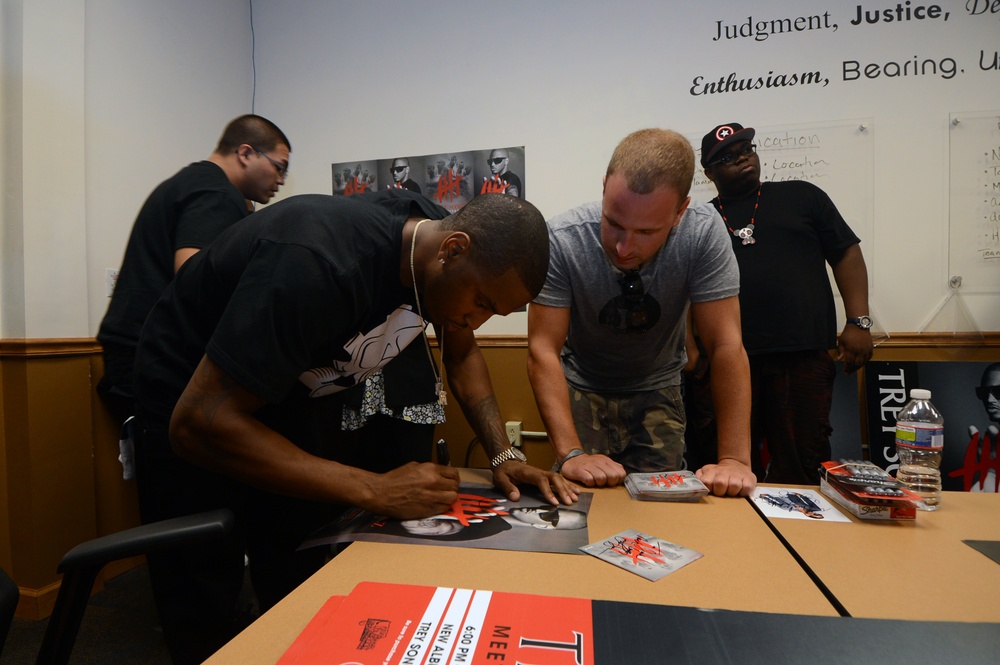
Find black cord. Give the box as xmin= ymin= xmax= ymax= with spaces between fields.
xmin=249 ymin=0 xmax=257 ymax=113
xmin=463 ymin=437 xmax=484 ymax=468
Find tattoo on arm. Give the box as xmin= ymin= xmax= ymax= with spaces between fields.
xmin=466 ymin=395 xmax=507 ymax=456
xmin=179 ymin=366 xmax=242 ymax=428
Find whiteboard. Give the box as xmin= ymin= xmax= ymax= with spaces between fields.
xmin=949 ymin=111 xmax=1000 ymax=293
xmin=688 ymin=119 xmax=875 ymax=287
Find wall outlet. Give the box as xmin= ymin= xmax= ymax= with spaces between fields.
xmin=505 ymin=421 xmax=522 ymax=447
xmin=106 ymin=269 xmax=119 ymax=297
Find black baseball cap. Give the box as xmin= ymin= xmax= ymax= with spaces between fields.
xmin=701 ymin=123 xmax=756 ymax=167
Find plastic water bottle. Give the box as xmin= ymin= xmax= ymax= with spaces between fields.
xmin=894 ymin=388 xmax=944 ymax=511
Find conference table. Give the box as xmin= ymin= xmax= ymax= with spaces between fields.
xmin=205 ymin=470 xmax=1000 ymax=664
xmin=762 ymin=489 xmax=1000 ymax=622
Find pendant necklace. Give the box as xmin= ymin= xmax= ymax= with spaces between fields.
xmin=410 ymin=219 xmax=447 ymax=406
xmin=718 ymin=184 xmax=762 ymax=246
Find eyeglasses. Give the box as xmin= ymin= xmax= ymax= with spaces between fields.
xmin=619 ymin=270 xmax=652 ymax=333
xmin=710 ymin=143 xmax=756 ymax=167
xmin=252 ymin=147 xmax=288 ymax=177
xmin=488 ymin=157 xmax=506 ymax=166
xmin=391 ymin=165 xmax=407 ymax=173
xmin=976 ymin=385 xmax=1000 ymax=400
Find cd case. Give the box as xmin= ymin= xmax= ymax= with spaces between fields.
xmin=624 ymin=470 xmax=710 ymax=502
xmin=580 ymin=528 xmax=704 ymax=581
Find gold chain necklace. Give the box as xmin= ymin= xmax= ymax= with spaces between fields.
xmin=409 ymin=219 xmax=446 ymax=406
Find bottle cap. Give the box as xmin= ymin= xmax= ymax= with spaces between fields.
xmin=910 ymin=388 xmax=931 ymax=400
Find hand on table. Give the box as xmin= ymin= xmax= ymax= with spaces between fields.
xmin=560 ymin=453 xmax=627 ymax=488
xmin=364 ymin=462 xmax=460 ymax=519
xmin=696 ymin=459 xmax=757 ymax=497
xmin=493 ymin=461 xmax=581 ymax=506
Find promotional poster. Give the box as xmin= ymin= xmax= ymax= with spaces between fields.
xmin=301 ymin=484 xmax=592 ymax=555
xmin=332 ymin=146 xmax=525 ymax=213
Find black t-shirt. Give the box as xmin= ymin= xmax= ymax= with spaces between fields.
xmin=97 ymin=161 xmax=248 ymax=397
xmin=133 ymin=190 xmax=449 ymax=442
xmin=711 ymin=180 xmax=860 ymax=354
xmin=501 ymin=171 xmax=523 ymax=198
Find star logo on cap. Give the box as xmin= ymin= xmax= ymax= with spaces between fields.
xmin=715 ymin=125 xmax=734 ymax=141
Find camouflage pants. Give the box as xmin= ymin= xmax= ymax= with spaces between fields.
xmin=568 ymin=386 xmax=686 ymax=473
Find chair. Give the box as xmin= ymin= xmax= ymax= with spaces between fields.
xmin=35 ymin=508 xmax=234 ymax=665
xmin=1 ymin=566 xmax=19 ymax=659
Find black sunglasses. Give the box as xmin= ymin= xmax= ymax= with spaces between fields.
xmin=391 ymin=165 xmax=407 ymax=173
xmin=537 ymin=507 xmax=560 ymax=526
xmin=619 ymin=270 xmax=652 ymax=333
xmin=976 ymin=385 xmax=1000 ymax=400
xmin=488 ymin=157 xmax=506 ymax=165
xmin=709 ymin=143 xmax=756 ymax=167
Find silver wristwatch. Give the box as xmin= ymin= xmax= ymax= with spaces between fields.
xmin=490 ymin=446 xmax=527 ymax=470
xmin=847 ymin=315 xmax=873 ymax=329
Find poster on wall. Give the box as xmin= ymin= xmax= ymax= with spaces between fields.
xmin=864 ymin=361 xmax=999 ymax=493
xmin=332 ymin=146 xmax=525 ymax=213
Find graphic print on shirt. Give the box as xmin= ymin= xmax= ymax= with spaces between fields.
xmin=298 ymin=305 xmax=425 ymax=397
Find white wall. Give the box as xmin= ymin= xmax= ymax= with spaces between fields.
xmin=247 ymin=0 xmax=1000 ymax=335
xmin=83 ymin=0 xmax=253 ymax=337
xmin=13 ymin=0 xmax=995 ymax=338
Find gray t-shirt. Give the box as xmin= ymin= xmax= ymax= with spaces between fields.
xmin=534 ymin=200 xmax=739 ymax=393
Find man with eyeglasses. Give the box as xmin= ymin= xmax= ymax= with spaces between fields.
xmin=481 ymin=148 xmax=522 ymax=198
xmin=690 ymin=122 xmax=873 ymax=485
xmin=388 ymin=157 xmax=422 ymax=193
xmin=528 ymin=128 xmax=756 ymax=497
xmin=97 ymin=114 xmax=290 ymax=427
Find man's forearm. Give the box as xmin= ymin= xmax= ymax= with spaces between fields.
xmin=527 ymin=351 xmax=583 ymax=458
xmin=708 ymin=344 xmax=752 ymax=465
xmin=832 ymin=244 xmax=870 ymax=317
xmin=444 ymin=345 xmax=509 ymax=457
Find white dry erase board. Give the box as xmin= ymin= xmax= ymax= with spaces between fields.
xmin=949 ymin=110 xmax=1000 ymax=294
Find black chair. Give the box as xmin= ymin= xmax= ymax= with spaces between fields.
xmin=35 ymin=508 xmax=234 ymax=665
xmin=1 ymin=565 xmax=19 ymax=659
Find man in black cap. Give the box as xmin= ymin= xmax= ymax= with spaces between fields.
xmin=687 ymin=122 xmax=873 ymax=485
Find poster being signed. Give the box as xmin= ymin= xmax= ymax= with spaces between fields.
xmin=300 ymin=483 xmax=592 ymax=554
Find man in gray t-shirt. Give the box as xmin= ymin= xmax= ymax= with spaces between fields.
xmin=527 ymin=128 xmax=756 ymax=497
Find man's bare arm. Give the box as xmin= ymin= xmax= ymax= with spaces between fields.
xmin=169 ymin=355 xmax=460 ymax=518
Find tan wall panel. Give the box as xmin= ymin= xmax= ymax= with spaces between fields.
xmin=1 ymin=355 xmax=97 ymax=590
xmin=0 ymin=359 xmax=11 ymax=571
xmin=434 ymin=343 xmax=555 ymax=471
xmin=89 ymin=355 xmax=140 ymax=538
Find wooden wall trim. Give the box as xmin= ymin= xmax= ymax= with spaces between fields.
xmin=0 ymin=338 xmax=101 ymax=357
xmin=2 ymin=334 xmax=998 ymax=355
xmin=871 ymin=332 xmax=1000 ymax=349
xmin=460 ymin=333 xmax=1000 ymax=350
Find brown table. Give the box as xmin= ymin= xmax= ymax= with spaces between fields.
xmin=206 ymin=469 xmax=837 ymax=664
xmin=762 ymin=489 xmax=1000 ymax=622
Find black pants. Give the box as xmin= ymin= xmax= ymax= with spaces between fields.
xmin=684 ymin=350 xmax=835 ymax=484
xmin=133 ymin=411 xmax=435 ymax=664
xmin=133 ymin=426 xmax=338 ymax=665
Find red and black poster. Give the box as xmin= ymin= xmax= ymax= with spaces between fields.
xmin=278 ymin=581 xmax=998 ymax=664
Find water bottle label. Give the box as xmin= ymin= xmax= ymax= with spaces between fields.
xmin=895 ymin=424 xmax=943 ymax=449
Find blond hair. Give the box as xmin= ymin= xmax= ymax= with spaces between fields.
xmin=606 ymin=129 xmax=694 ymax=199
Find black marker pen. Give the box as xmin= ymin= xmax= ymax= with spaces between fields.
xmin=436 ymin=438 xmax=450 ymax=466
